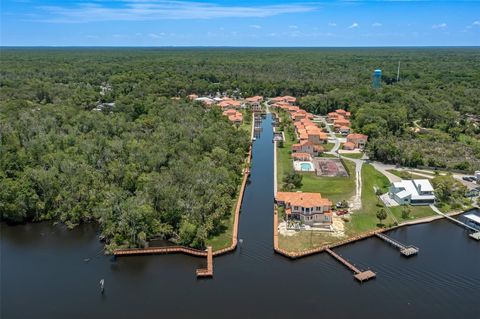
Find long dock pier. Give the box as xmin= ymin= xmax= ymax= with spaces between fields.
xmin=114 ymin=245 xmax=214 ymax=278
xmin=325 ymin=248 xmax=376 ymax=282
xmin=375 ymin=233 xmax=419 ymax=256
xmin=430 ymin=205 xmax=480 ymax=240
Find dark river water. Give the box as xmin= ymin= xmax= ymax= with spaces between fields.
xmin=1 ymin=114 xmax=479 ymax=319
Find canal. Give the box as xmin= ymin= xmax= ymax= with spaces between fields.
xmin=1 ymin=114 xmax=479 ymax=319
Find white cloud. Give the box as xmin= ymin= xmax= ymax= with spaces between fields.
xmin=249 ymin=25 xmax=261 ymax=29
xmin=432 ymin=23 xmax=447 ymax=29
xmin=473 ymin=21 xmax=480 ymax=26
xmin=289 ymin=25 xmax=298 ymax=29
xmin=328 ymin=22 xmax=336 ymax=27
xmin=148 ymin=32 xmax=165 ymax=38
xmin=35 ymin=1 xmax=317 ymax=23
xmin=372 ymin=22 xmax=382 ymax=27
xmin=348 ymin=22 xmax=359 ymax=29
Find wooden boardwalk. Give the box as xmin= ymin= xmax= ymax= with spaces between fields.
xmin=196 ymin=247 xmax=213 ymax=278
xmin=375 ymin=233 xmax=419 ymax=256
xmin=325 ymin=248 xmax=376 ymax=282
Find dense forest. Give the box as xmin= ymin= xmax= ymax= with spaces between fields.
xmin=0 ymin=50 xmax=251 ymax=250
xmin=1 ymin=48 xmax=479 ymax=249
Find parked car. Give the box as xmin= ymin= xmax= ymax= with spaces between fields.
xmin=336 ymin=210 xmax=349 ymax=216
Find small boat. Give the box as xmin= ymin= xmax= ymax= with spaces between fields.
xmin=99 ymin=279 xmax=105 ymax=294
xmin=252 ymin=137 xmax=256 ymax=141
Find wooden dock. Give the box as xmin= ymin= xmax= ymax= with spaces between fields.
xmin=375 ymin=233 xmax=419 ymax=256
xmin=325 ymin=248 xmax=376 ymax=282
xmin=196 ymin=247 xmax=213 ymax=278
xmin=114 ymin=245 xmax=208 ymax=257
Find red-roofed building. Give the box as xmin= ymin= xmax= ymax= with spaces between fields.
xmin=346 ymin=133 xmax=368 ymax=149
xmin=291 ymin=153 xmax=312 ymax=161
xmin=275 ymin=191 xmax=333 ymax=225
xmin=292 ymin=140 xmax=323 ymax=156
xmin=343 ymin=141 xmax=356 ymax=150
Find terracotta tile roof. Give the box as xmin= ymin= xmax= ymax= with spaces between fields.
xmin=347 ymin=133 xmax=368 ymax=140
xmin=291 ymin=152 xmax=312 ymax=159
xmin=275 ymin=192 xmax=332 ymax=207
xmin=343 ymin=141 xmax=355 ymax=149
xmin=336 ymin=109 xmax=347 ymax=115
xmin=246 ymin=96 xmax=263 ymax=103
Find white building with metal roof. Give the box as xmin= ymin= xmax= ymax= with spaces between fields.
xmin=389 ymin=179 xmax=435 ymax=206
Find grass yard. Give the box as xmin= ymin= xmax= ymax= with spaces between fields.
xmin=390 ymin=205 xmax=437 ymax=221
xmin=278 ymin=231 xmax=346 ymax=252
xmin=348 ymin=163 xmax=392 ymax=234
xmin=205 ymin=202 xmax=235 ymax=250
xmin=341 ymin=152 xmax=364 ymax=159
xmin=323 ymin=142 xmax=335 ymax=152
xmin=387 ymin=169 xmax=429 ymax=180
xmin=297 ymin=160 xmax=356 ymax=203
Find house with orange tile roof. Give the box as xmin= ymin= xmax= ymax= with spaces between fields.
xmin=339 ymin=126 xmax=351 ymax=135
xmin=292 ymin=140 xmax=323 ymax=156
xmin=218 ymin=99 xmax=242 ymax=109
xmin=291 ymin=152 xmax=312 ymax=161
xmin=271 ymin=95 xmax=296 ymax=105
xmin=335 ymin=109 xmax=351 ymax=118
xmin=223 ymin=109 xmax=243 ymax=125
xmin=245 ymin=96 xmax=263 ymax=112
xmin=327 ymin=112 xmax=339 ymax=122
xmin=346 ymin=133 xmax=368 ymax=149
xmin=343 ymin=141 xmax=356 ymax=150
xmin=275 ymin=191 xmax=333 ymax=225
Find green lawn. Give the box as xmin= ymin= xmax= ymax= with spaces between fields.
xmin=348 ymin=163 xmax=392 ymax=234
xmin=341 ymin=152 xmax=364 ymax=159
xmin=390 ymin=205 xmax=437 ymax=221
xmin=323 ymin=142 xmax=335 ymax=152
xmin=297 ymin=160 xmax=356 ymax=203
xmin=387 ymin=169 xmax=428 ymax=180
xmin=205 ymin=198 xmax=236 ymax=250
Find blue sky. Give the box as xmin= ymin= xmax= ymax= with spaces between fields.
xmin=1 ymin=1 xmax=479 ymax=46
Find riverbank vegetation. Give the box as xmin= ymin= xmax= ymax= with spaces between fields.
xmin=0 ymin=52 xmax=251 ymax=251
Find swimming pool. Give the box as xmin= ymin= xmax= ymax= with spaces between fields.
xmin=300 ymin=162 xmax=313 ymax=171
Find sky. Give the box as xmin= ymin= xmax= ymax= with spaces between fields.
xmin=1 ymin=0 xmax=479 ymax=46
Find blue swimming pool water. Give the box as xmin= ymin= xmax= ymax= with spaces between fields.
xmin=300 ymin=163 xmax=312 ymax=171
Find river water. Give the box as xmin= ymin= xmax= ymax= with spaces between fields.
xmin=1 ymin=115 xmax=479 ymax=319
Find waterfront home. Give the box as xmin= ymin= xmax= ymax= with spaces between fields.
xmin=219 ymin=98 xmax=242 ymax=109
xmin=245 ymin=96 xmax=263 ymax=112
xmin=275 ymin=191 xmax=333 ymax=225
xmin=346 ymin=133 xmax=368 ymax=149
xmin=223 ymin=109 xmax=243 ymax=124
xmin=292 ymin=140 xmax=323 ymax=156
xmin=291 ymin=152 xmax=312 ymax=161
xmin=389 ymin=179 xmax=435 ymax=205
